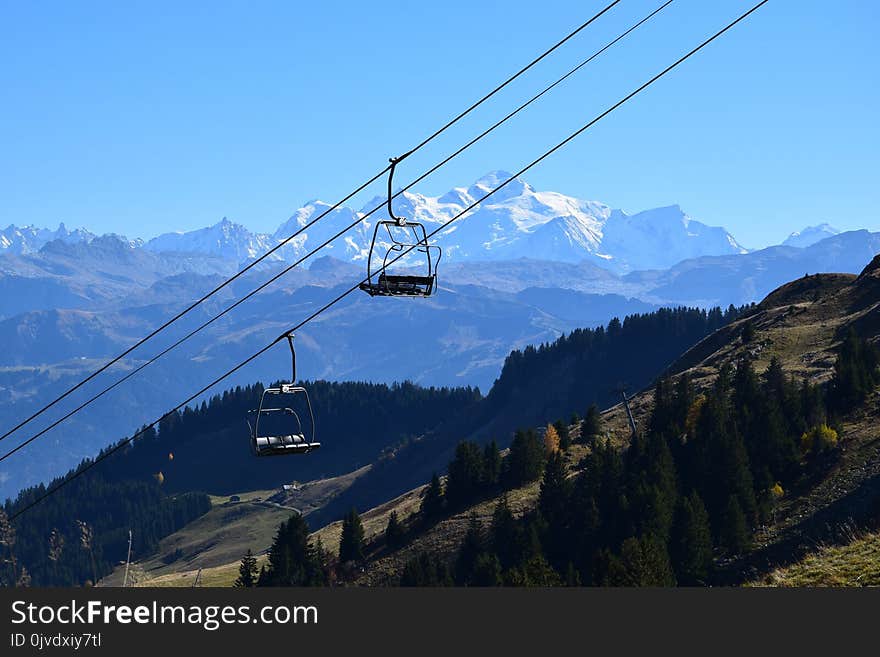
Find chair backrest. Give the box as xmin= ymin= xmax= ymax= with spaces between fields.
xmin=250 ymin=386 xmax=315 ymax=446
xmin=365 ymin=220 xmax=441 ymax=294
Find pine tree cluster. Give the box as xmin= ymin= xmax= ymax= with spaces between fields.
xmin=256 ymin=514 xmax=330 ymax=587
xmin=402 ymin=330 xmax=878 ymax=587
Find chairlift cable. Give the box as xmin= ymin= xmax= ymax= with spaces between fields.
xmin=0 ymin=0 xmax=670 ymax=460
xmin=0 ymin=0 xmax=622 ymax=445
xmin=8 ymin=0 xmax=770 ymax=522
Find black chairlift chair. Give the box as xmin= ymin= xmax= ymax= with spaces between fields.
xmin=247 ymin=333 xmax=319 ymax=457
xmin=359 ymin=156 xmax=441 ymax=297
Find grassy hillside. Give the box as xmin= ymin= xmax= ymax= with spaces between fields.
xmin=751 ymin=529 xmax=880 ymax=586
xmin=99 ymin=467 xmax=368 ymax=587
xmin=101 ymin=503 xmax=286 ymax=587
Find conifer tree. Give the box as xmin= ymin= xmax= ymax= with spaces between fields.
xmin=520 ymin=514 xmax=546 ymax=567
xmin=339 ymin=509 xmax=365 ymax=564
xmin=384 ymin=511 xmax=405 ymax=550
xmin=259 ymin=513 xmax=326 ymax=586
xmin=538 ymin=452 xmax=571 ymax=569
xmin=446 ymin=441 xmax=485 ymax=509
xmin=481 ymin=440 xmax=502 ymax=489
xmin=650 ymin=378 xmax=677 ymax=438
xmin=553 ymin=420 xmax=572 ymax=450
xmin=506 ymin=554 xmax=561 ymax=587
xmin=472 ymin=552 xmax=503 ymax=586
xmin=755 ymin=359 xmax=801 ymax=481
xmin=672 ymin=374 xmax=696 ymax=432
xmin=455 ymin=513 xmax=485 ymax=585
xmin=567 ymin=474 xmax=601 ymax=582
xmin=400 ymin=552 xmax=452 ymax=586
xmin=538 ymin=451 xmax=570 ymax=539
xmin=692 ymin=390 xmax=756 ymax=531
xmin=582 ymin=404 xmax=602 ymax=442
xmin=720 ymin=495 xmax=751 ymax=555
xmin=490 ymin=496 xmax=519 ymax=571
xmin=399 ymin=555 xmax=427 ymax=587
xmin=234 ymin=549 xmax=259 ymax=587
xmin=504 ymin=430 xmax=545 ymax=488
xmin=800 ymin=378 xmax=826 ymax=429
xmin=670 ymin=492 xmax=713 ymax=585
xmin=256 ymin=564 xmax=269 ymax=587
xmin=420 ymin=473 xmax=445 ymax=521
xmin=625 ymin=433 xmax=678 ymax=542
xmin=603 ymin=535 xmax=676 ymax=587
xmin=313 ymin=537 xmax=330 ymax=580
xmin=831 ymin=328 xmax=880 ymax=411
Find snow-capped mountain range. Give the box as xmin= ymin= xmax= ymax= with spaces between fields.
xmin=1 ymin=171 xmax=760 ymax=273
xmin=143 ymin=217 xmax=277 ymax=262
xmin=0 ymin=222 xmax=97 ymax=255
xmin=782 ymin=223 xmax=841 ymax=248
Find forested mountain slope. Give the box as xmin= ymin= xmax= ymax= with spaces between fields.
xmin=9 ymin=255 xmax=880 ymax=587
xmin=103 ymin=380 xmax=480 ymax=494
xmin=1 ymin=380 xmax=478 ymax=586
xmin=308 ymin=304 xmax=748 ymax=528
xmin=351 ymin=256 xmax=880 ymax=587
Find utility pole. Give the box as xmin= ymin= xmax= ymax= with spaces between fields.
xmin=192 ymin=568 xmax=203 ymax=588
xmin=616 ymin=386 xmax=638 ymax=439
xmin=122 ymin=530 xmax=132 ymax=587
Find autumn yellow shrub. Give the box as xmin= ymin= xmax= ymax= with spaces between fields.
xmin=800 ymin=424 xmax=839 ymax=455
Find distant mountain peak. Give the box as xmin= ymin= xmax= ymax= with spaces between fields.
xmin=472 ymin=170 xmax=518 ymax=188
xmin=0 ymin=222 xmax=96 ymax=255
xmin=783 ymin=223 xmax=841 ymax=248
xmin=145 ymin=218 xmax=278 ymax=263
xmin=468 ymin=170 xmax=531 ymax=203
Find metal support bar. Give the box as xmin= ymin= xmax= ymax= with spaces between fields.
xmin=387 ymin=152 xmax=412 ymax=226
xmin=285 ymin=333 xmax=297 ymax=383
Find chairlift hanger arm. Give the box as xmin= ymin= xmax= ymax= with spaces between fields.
xmin=286 ymin=332 xmax=297 ymax=383
xmin=387 ymin=152 xmax=412 ymax=226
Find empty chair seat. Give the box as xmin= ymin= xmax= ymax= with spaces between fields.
xmin=358 ymin=214 xmax=441 ymax=298
xmin=359 ymin=157 xmax=441 ymax=298
xmin=247 ymin=334 xmax=318 ymax=457
xmin=360 ymin=273 xmax=435 ymax=297
xmin=254 ymin=434 xmax=320 ymax=456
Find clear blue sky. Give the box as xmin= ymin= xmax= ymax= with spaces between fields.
xmin=1 ymin=0 xmax=877 ymax=248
